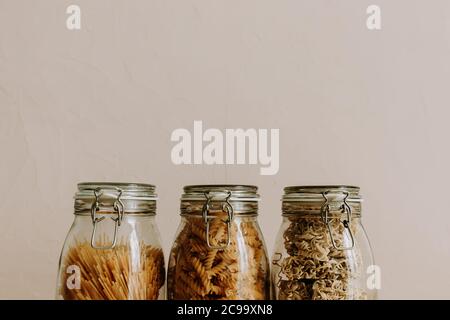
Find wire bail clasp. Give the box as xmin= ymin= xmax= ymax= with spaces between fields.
xmin=202 ymin=191 xmax=234 ymax=250
xmin=320 ymin=191 xmax=355 ymax=251
xmin=90 ymin=187 xmax=124 ymax=250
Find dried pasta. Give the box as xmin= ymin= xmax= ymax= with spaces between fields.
xmin=59 ymin=240 xmax=165 ymax=300
xmin=273 ymin=217 xmax=367 ymax=300
xmin=168 ymin=216 xmax=269 ymax=300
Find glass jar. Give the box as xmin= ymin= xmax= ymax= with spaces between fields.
xmin=56 ymin=182 xmax=165 ymax=300
xmin=271 ymin=186 xmax=377 ymax=300
xmin=167 ymin=185 xmax=270 ymax=300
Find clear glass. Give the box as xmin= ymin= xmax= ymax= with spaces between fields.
xmin=271 ymin=215 xmax=377 ymax=300
xmin=56 ymin=214 xmax=165 ymax=300
xmin=167 ymin=215 xmax=270 ymax=300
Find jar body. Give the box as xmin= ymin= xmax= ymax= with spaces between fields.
xmin=56 ymin=214 xmax=165 ymax=300
xmin=167 ymin=215 xmax=270 ymax=300
xmin=271 ymin=215 xmax=376 ymax=300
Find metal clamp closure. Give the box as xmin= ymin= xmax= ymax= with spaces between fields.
xmin=90 ymin=187 xmax=124 ymax=250
xmin=202 ymin=191 xmax=234 ymax=250
xmin=320 ymin=191 xmax=355 ymax=251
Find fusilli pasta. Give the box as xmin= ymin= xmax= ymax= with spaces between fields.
xmin=168 ymin=215 xmax=269 ymax=300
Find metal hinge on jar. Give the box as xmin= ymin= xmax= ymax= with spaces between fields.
xmin=202 ymin=191 xmax=234 ymax=250
xmin=320 ymin=190 xmax=355 ymax=251
xmin=90 ymin=187 xmax=124 ymax=250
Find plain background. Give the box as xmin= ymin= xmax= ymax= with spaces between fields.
xmin=1 ymin=0 xmax=449 ymax=299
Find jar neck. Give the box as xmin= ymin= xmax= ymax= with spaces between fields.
xmin=180 ymin=200 xmax=258 ymax=217
xmin=181 ymin=214 xmax=258 ymax=222
xmin=74 ymin=198 xmax=156 ymax=215
xmin=282 ymin=200 xmax=361 ymax=217
xmin=74 ymin=211 xmax=156 ymax=218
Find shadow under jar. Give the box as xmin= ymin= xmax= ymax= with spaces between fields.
xmin=56 ymin=182 xmax=165 ymax=300
xmin=272 ymin=186 xmax=377 ymax=300
xmin=167 ymin=185 xmax=270 ymax=300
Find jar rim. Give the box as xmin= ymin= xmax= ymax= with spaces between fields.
xmin=76 ymin=182 xmax=157 ymax=199
xmin=282 ymin=185 xmax=362 ymax=202
xmin=78 ymin=182 xmax=156 ymax=193
xmin=182 ymin=184 xmax=260 ymax=202
xmin=74 ymin=182 xmax=157 ymax=215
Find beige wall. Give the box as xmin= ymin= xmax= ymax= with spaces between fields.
xmin=1 ymin=0 xmax=449 ymax=299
